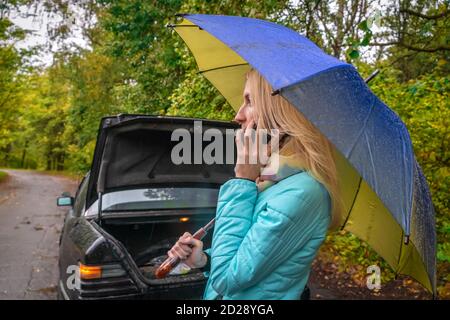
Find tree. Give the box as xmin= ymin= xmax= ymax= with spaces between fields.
xmin=0 ymin=0 xmax=31 ymax=165
xmin=372 ymin=0 xmax=450 ymax=80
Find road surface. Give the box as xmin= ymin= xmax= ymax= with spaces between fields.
xmin=0 ymin=169 xmax=78 ymax=299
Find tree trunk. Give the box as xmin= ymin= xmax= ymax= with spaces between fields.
xmin=20 ymin=140 xmax=29 ymax=168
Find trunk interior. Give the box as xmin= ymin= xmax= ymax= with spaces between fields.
xmin=101 ymin=211 xmax=215 ymax=286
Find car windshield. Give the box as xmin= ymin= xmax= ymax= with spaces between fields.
xmin=85 ymin=187 xmax=219 ymax=215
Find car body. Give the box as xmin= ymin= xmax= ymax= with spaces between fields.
xmin=57 ymin=115 xmax=238 ymax=300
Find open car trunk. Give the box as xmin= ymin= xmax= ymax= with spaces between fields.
xmin=101 ymin=212 xmax=214 ymax=282
xmin=86 ymin=115 xmax=238 ymax=297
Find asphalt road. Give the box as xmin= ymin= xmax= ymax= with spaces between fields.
xmin=0 ymin=169 xmax=78 ymax=300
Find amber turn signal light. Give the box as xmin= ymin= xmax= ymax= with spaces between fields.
xmin=79 ymin=263 xmax=102 ymax=280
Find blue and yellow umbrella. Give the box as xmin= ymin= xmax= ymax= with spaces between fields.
xmin=169 ymin=14 xmax=436 ymax=295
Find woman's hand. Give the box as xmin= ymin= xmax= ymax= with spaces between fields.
xmin=167 ymin=232 xmax=207 ymax=269
xmin=235 ymin=120 xmax=269 ymax=181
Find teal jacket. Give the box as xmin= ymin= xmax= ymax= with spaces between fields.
xmin=203 ymin=171 xmax=331 ymax=300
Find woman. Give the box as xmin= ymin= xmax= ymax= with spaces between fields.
xmin=168 ymin=69 xmax=342 ymax=300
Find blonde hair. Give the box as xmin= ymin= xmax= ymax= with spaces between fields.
xmin=246 ymin=69 xmax=342 ymax=229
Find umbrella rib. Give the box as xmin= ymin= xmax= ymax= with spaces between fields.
xmin=395 ymin=228 xmax=405 ymax=276
xmin=340 ymin=176 xmax=362 ymax=230
xmin=346 ymin=98 xmax=375 ymax=159
xmin=198 ymin=63 xmax=249 ymax=74
xmin=364 ymin=131 xmax=378 ymax=192
xmin=166 ymin=24 xmax=203 ymax=30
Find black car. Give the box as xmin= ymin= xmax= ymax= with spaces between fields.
xmin=56 ymin=115 xmax=238 ymax=300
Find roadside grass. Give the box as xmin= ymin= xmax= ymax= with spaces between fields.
xmin=0 ymin=170 xmax=7 ymax=183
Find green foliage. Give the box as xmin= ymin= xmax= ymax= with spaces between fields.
xmin=97 ymin=0 xmax=185 ymax=114
xmin=166 ymin=68 xmax=235 ymax=121
xmin=438 ymin=242 xmax=450 ymax=263
xmin=164 ymin=33 xmax=235 ymax=120
xmin=323 ymin=231 xmax=396 ymax=284
xmin=0 ymin=170 xmax=7 ymax=183
xmin=0 ymin=10 xmax=31 ymax=166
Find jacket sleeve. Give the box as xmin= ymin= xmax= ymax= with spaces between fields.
xmin=208 ymin=178 xmax=329 ymax=296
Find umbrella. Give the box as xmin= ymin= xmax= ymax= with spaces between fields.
xmin=168 ymin=14 xmax=436 ymax=295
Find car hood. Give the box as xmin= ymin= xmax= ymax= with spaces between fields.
xmin=86 ymin=115 xmax=239 ymax=210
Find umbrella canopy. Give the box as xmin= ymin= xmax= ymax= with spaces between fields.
xmin=170 ymin=14 xmax=436 ymax=294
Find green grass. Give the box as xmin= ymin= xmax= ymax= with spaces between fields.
xmin=0 ymin=170 xmax=8 ymax=183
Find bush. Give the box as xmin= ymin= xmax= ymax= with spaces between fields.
xmin=0 ymin=170 xmax=7 ymax=183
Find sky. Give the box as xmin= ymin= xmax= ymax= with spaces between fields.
xmin=8 ymin=3 xmax=90 ymax=66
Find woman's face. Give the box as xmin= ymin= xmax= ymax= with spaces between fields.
xmin=234 ymin=80 xmax=257 ymax=129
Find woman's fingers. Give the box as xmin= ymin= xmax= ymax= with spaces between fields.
xmin=179 ymin=236 xmax=203 ymax=249
xmin=234 ymin=119 xmax=265 ymax=181
xmin=179 ymin=232 xmax=192 ymax=240
xmin=237 ymin=120 xmax=255 ymax=148
xmin=237 ymin=119 xmax=274 ymax=164
xmin=244 ymin=119 xmax=257 ymax=164
xmin=175 ymin=241 xmax=192 ymax=251
xmin=168 ymin=236 xmax=194 ymax=260
xmin=169 ymin=246 xmax=190 ymax=260
xmin=167 ymin=234 xmax=206 ymax=268
xmin=236 ymin=128 xmax=245 ymax=164
xmin=246 ymin=118 xmax=256 ymax=130
xmin=179 ymin=232 xmax=202 ymax=248
xmin=179 ymin=244 xmax=193 ymax=253
xmin=173 ymin=246 xmax=190 ymax=259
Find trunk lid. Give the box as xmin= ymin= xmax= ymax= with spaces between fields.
xmin=86 ymin=114 xmax=239 ymax=211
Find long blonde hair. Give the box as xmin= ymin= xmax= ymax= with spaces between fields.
xmin=247 ymin=69 xmax=342 ymax=229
